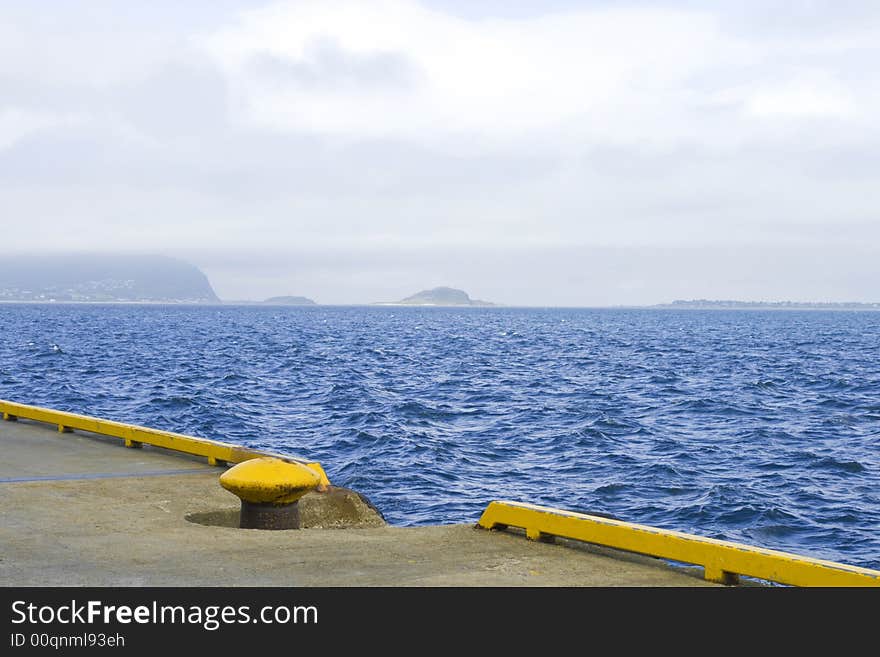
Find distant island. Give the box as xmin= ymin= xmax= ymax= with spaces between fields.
xmin=0 ymin=254 xmax=218 ymax=303
xmin=655 ymin=299 xmax=880 ymax=310
xmin=222 ymin=295 xmax=318 ymax=305
xmin=262 ymin=296 xmax=316 ymax=306
xmin=376 ymin=287 xmax=496 ymax=307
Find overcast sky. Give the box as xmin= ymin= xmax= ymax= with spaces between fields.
xmin=1 ymin=1 xmax=878 ymax=304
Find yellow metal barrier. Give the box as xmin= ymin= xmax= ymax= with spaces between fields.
xmin=0 ymin=399 xmax=330 ymax=487
xmin=478 ymin=500 xmax=880 ymax=587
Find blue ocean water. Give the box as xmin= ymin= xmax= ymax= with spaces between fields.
xmin=1 ymin=304 xmax=878 ymax=569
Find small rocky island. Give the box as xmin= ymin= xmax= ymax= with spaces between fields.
xmin=378 ymin=286 xmax=496 ymax=307
xmin=262 ymin=296 xmax=317 ymax=306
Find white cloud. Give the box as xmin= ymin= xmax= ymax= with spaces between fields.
xmin=198 ymin=0 xmax=879 ymax=160
xmin=200 ymin=1 xmax=736 ymax=146
xmin=0 ymin=109 xmax=74 ymax=151
xmin=743 ymin=74 xmax=858 ymax=119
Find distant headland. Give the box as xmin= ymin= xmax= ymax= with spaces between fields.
xmin=375 ymin=287 xmax=496 ymax=307
xmin=655 ymin=299 xmax=880 ymax=310
xmin=0 ymin=254 xmax=218 ymax=303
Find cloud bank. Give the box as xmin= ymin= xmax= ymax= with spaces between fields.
xmin=1 ymin=1 xmax=878 ymax=303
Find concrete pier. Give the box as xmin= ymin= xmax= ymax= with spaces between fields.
xmin=0 ymin=418 xmax=714 ymax=586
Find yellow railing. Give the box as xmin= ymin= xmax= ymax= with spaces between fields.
xmin=478 ymin=500 xmax=880 ymax=587
xmin=0 ymin=399 xmax=329 ymax=487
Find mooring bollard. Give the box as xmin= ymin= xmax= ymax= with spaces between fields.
xmin=219 ymin=457 xmax=321 ymax=530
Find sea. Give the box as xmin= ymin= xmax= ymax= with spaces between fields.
xmin=1 ymin=303 xmax=878 ymax=569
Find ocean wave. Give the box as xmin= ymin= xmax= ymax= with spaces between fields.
xmin=2 ymin=304 xmax=879 ymax=568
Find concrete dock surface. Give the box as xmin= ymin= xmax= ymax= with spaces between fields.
xmin=0 ymin=418 xmax=715 ymax=586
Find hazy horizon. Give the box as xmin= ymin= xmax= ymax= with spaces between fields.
xmin=2 ymin=1 xmax=878 ymax=304
xmin=3 ymin=246 xmax=878 ymax=307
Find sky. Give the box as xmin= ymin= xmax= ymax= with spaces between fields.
xmin=1 ymin=0 xmax=878 ymax=305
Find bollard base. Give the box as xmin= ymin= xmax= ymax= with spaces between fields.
xmin=239 ymin=500 xmax=301 ymax=530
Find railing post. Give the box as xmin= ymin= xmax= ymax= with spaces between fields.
xmin=704 ymin=565 xmax=740 ymax=585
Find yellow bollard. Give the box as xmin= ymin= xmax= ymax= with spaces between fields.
xmin=219 ymin=457 xmax=321 ymax=530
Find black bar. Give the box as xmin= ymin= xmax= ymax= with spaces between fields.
xmin=0 ymin=586 xmax=873 ymax=651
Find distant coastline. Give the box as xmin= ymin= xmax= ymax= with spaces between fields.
xmin=3 ymin=298 xmax=879 ymax=311
xmin=653 ymin=299 xmax=880 ymax=311
xmin=2 ymin=252 xmax=878 ymax=311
